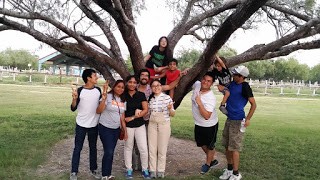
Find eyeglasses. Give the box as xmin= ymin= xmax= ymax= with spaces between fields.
xmin=151 ymin=85 xmax=161 ymax=88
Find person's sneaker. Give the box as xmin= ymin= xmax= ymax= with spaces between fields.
xmin=200 ymin=164 xmax=210 ymax=174
xmin=150 ymin=171 xmax=156 ymax=179
xmin=90 ymin=170 xmax=101 ymax=179
xmin=126 ymin=169 xmax=133 ymax=179
xmin=142 ymin=169 xmax=151 ymax=179
xmin=108 ymin=175 xmax=115 ymax=180
xmin=101 ymin=176 xmax=108 ymax=180
xmin=229 ymin=173 xmax=242 ymax=180
xmin=210 ymin=159 xmax=219 ymax=168
xmin=157 ymin=172 xmax=165 ymax=178
xmin=219 ymin=104 xmax=228 ymax=115
xmin=69 ymin=172 xmax=77 ymax=180
xmin=219 ymin=169 xmax=233 ymax=180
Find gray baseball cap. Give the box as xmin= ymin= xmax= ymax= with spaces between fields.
xmin=232 ymin=65 xmax=249 ymax=77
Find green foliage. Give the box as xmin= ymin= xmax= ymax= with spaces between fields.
xmin=0 ymin=48 xmax=39 ymax=70
xmin=244 ymin=61 xmax=274 ymax=80
xmin=245 ymin=58 xmax=312 ymax=81
xmin=274 ymin=58 xmax=310 ymax=81
xmin=125 ymin=58 xmax=134 ymax=74
xmin=218 ymin=46 xmax=238 ymax=57
xmin=176 ymin=49 xmax=201 ymax=70
xmin=309 ymin=64 xmax=320 ymax=82
xmin=175 ymin=46 xmax=237 ymax=70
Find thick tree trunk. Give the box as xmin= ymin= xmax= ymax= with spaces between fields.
xmin=173 ymin=0 xmax=269 ymax=108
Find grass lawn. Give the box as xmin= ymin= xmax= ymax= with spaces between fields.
xmin=0 ymin=83 xmax=320 ymax=179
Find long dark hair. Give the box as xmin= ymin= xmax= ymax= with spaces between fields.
xmin=158 ymin=36 xmax=170 ymax=65
xmin=109 ymin=79 xmax=125 ymax=102
xmin=125 ymin=75 xmax=138 ymax=92
xmin=158 ymin=36 xmax=169 ymax=48
xmin=148 ymin=79 xmax=162 ymax=102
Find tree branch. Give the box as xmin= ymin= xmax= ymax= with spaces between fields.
xmin=78 ymin=0 xmax=124 ymax=60
xmin=111 ymin=0 xmax=134 ymax=27
xmin=262 ymin=40 xmax=320 ymax=59
xmin=174 ymin=0 xmax=269 ymax=108
xmin=94 ymin=0 xmax=144 ymax=74
xmin=228 ymin=18 xmax=320 ymax=66
xmin=0 ymin=7 xmax=85 ymax=44
xmin=265 ymin=2 xmax=310 ymax=22
xmin=0 ymin=25 xmax=12 ymax=31
xmin=168 ymin=0 xmax=241 ymax=50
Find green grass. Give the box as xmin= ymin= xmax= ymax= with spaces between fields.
xmin=171 ymin=94 xmax=320 ymax=180
xmin=0 ymin=84 xmax=320 ymax=179
xmin=0 ymin=84 xmax=75 ymax=179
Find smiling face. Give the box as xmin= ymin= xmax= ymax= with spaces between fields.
xmin=200 ymin=75 xmax=214 ymax=91
xmin=88 ymin=73 xmax=98 ymax=84
xmin=139 ymin=71 xmax=150 ymax=85
xmin=159 ymin=37 xmax=168 ymax=49
xmin=126 ymin=77 xmax=138 ymax=91
xmin=151 ymin=80 xmax=162 ymax=95
xmin=168 ymin=61 xmax=177 ymax=71
xmin=113 ymin=81 xmax=125 ymax=96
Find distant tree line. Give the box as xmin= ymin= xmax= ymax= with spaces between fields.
xmin=175 ymin=48 xmax=320 ymax=83
xmin=1 ymin=48 xmax=319 ymax=83
xmin=0 ymin=48 xmax=38 ymax=70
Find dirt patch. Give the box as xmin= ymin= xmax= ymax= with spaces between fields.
xmin=36 ymin=136 xmax=226 ymax=179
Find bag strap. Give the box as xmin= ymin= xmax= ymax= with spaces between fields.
xmin=113 ymin=94 xmax=122 ymax=129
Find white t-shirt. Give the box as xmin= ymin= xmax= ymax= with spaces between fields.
xmin=191 ymin=81 xmax=218 ymax=127
xmin=76 ymin=87 xmax=101 ymax=128
xmin=99 ymin=93 xmax=126 ymax=129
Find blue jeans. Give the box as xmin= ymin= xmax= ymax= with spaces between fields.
xmin=99 ymin=124 xmax=120 ymax=176
xmin=71 ymin=124 xmax=98 ymax=173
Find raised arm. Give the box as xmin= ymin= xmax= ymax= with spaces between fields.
xmin=96 ymin=94 xmax=107 ymax=114
xmin=216 ymin=55 xmax=227 ymax=69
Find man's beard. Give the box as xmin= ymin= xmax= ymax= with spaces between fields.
xmin=140 ymin=78 xmax=148 ymax=85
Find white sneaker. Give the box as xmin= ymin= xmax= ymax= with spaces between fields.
xmin=219 ymin=169 xmax=232 ymax=180
xmin=90 ymin=170 xmax=101 ymax=179
xmin=70 ymin=172 xmax=77 ymax=180
xmin=229 ymin=173 xmax=242 ymax=180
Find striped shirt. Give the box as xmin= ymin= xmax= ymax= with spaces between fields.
xmin=148 ymin=93 xmax=174 ymax=122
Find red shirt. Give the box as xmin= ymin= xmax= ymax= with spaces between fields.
xmin=166 ymin=69 xmax=180 ymax=85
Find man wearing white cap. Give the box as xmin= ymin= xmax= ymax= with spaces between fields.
xmin=219 ymin=65 xmax=257 ymax=180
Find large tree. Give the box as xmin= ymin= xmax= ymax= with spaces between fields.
xmin=1 ymin=0 xmax=319 ymax=107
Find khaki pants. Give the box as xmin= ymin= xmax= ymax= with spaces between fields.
xmin=148 ymin=112 xmax=171 ymax=172
xmin=124 ymin=125 xmax=149 ymax=170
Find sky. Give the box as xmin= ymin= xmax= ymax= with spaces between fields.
xmin=1 ymin=1 xmax=320 ymax=67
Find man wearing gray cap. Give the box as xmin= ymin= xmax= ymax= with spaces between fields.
xmin=219 ymin=65 xmax=257 ymax=180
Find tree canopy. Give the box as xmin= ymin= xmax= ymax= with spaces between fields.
xmin=1 ymin=0 xmax=319 ymax=107
xmin=0 ymin=48 xmax=38 ymax=70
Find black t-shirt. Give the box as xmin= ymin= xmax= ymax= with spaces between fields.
xmin=213 ymin=67 xmax=232 ymax=86
xmin=124 ymin=91 xmax=147 ymax=128
xmin=241 ymin=82 xmax=254 ymax=99
xmin=145 ymin=45 xmax=168 ymax=68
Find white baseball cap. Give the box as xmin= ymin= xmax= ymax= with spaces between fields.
xmin=232 ymin=65 xmax=249 ymax=77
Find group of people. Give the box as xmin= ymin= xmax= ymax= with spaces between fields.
xmin=69 ymin=36 xmax=256 ymax=180
xmin=70 ymin=67 xmax=178 ymax=180
xmin=192 ymin=63 xmax=256 ymax=180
